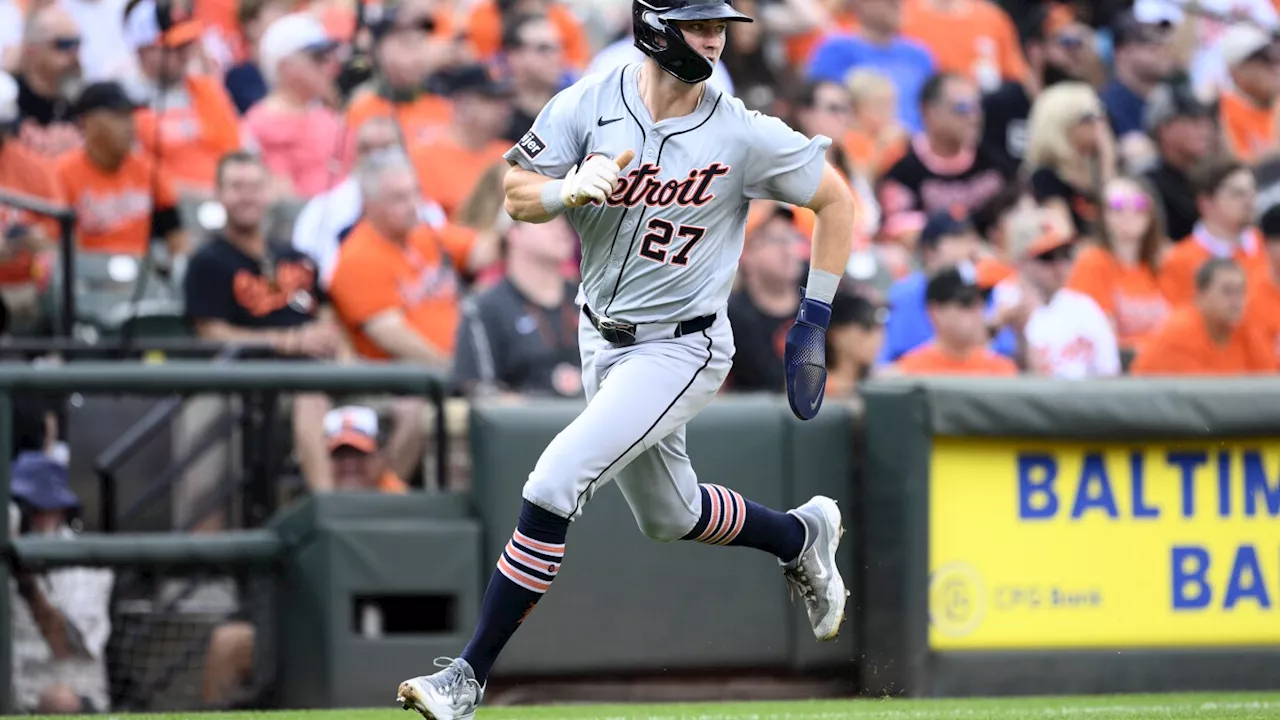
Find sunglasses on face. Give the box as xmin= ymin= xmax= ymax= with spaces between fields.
xmin=50 ymin=37 xmax=81 ymax=52
xmin=1106 ymin=192 xmax=1150 ymax=212
xmin=1057 ymin=33 xmax=1085 ymax=49
xmin=1077 ymin=110 xmax=1102 ymax=124
xmin=950 ymin=293 xmax=984 ymax=309
xmin=522 ymin=42 xmax=561 ymax=54
xmin=818 ymin=102 xmax=852 ymax=115
xmin=949 ymin=99 xmax=979 ymax=116
xmin=1034 ymin=245 xmax=1075 ymax=264
xmin=1219 ymin=184 xmax=1256 ymax=200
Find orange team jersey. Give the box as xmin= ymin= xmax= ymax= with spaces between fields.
xmin=1219 ymin=89 xmax=1279 ymax=164
xmin=1131 ymin=305 xmax=1277 ymax=375
xmin=1158 ymin=229 xmax=1267 ymax=307
xmin=378 ymin=470 xmax=408 ymax=493
xmin=895 ymin=343 xmax=1019 ymax=376
xmin=410 ymin=135 xmax=509 ymax=219
xmin=901 ymin=0 xmax=1028 ymax=87
xmin=0 ymin=140 xmax=66 ymax=285
xmin=465 ymin=1 xmax=589 ymax=69
xmin=843 ymin=129 xmax=907 ymax=180
xmin=785 ymin=11 xmax=860 ymax=69
xmin=328 ymin=220 xmax=475 ymax=360
xmin=56 ymin=149 xmax=178 ymax=255
xmin=344 ymin=90 xmax=453 ymax=151
xmin=1065 ymin=244 xmax=1169 ymax=349
xmin=1245 ymin=270 xmax=1280 ymax=359
xmin=133 ymin=75 xmax=242 ymax=194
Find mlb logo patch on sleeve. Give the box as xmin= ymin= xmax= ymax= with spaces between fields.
xmin=518 ymin=131 xmax=546 ymax=159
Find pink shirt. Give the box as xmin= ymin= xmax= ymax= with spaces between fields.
xmin=242 ymin=102 xmax=350 ymax=199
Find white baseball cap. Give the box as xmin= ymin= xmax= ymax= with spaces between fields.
xmin=1219 ymin=24 xmax=1274 ymax=68
xmin=323 ymin=406 xmax=379 ymax=453
xmin=258 ymin=12 xmax=338 ymax=81
xmin=123 ymin=0 xmax=203 ymax=50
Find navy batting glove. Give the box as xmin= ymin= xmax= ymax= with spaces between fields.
xmin=785 ymin=295 xmax=831 ymax=421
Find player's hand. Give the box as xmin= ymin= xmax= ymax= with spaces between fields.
xmin=560 ymin=151 xmax=635 ymax=207
xmin=785 ymin=293 xmax=831 ymax=421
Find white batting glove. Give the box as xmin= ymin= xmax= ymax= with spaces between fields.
xmin=560 ymin=154 xmax=626 ymax=207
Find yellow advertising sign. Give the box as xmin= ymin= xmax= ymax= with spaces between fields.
xmin=928 ymin=438 xmax=1280 ymax=650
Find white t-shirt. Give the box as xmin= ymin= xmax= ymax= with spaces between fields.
xmin=586 ymin=38 xmax=737 ymax=97
xmin=994 ymin=283 xmax=1120 ymax=380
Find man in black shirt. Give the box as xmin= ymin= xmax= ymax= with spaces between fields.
xmin=453 ymin=216 xmax=581 ymax=397
xmin=726 ymin=202 xmax=804 ymax=393
xmin=185 ymin=152 xmax=363 ymax=494
xmin=500 ymin=13 xmax=566 ymax=144
xmin=880 ymin=73 xmax=1016 ymax=233
xmin=14 ymin=5 xmax=81 ymax=157
xmin=1143 ymin=79 xmax=1217 ymax=241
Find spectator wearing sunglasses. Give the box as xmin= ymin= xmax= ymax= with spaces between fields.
xmin=1024 ymin=82 xmax=1114 ymax=238
xmin=1245 ymin=204 xmax=1280 ymax=359
xmin=1132 ymin=257 xmax=1277 ymax=375
xmin=1217 ymin=24 xmax=1280 ymax=164
xmin=13 ymin=5 xmax=83 ymax=157
xmin=344 ymin=4 xmax=455 ymax=152
xmin=1065 ymin=176 xmax=1170 ymax=355
xmin=1158 ymin=158 xmax=1267 ymax=308
xmin=500 ymin=13 xmax=567 ymax=144
xmin=805 ymin=0 xmax=934 ymax=134
xmin=991 ymin=205 xmax=1119 ymax=378
xmin=878 ymin=73 xmax=1015 ymax=241
xmin=1101 ymin=9 xmax=1177 ymax=142
xmin=241 ymin=12 xmax=345 ymax=200
xmin=894 ymin=262 xmax=1017 ymax=376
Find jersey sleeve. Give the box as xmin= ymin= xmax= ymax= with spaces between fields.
xmin=503 ymin=84 xmax=586 ymax=179
xmin=742 ymin=112 xmax=831 ymax=206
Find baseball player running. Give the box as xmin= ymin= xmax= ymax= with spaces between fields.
xmin=398 ymin=1 xmax=856 ymax=717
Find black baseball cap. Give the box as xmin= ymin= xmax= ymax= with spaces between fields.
xmin=71 ymin=81 xmax=138 ymax=118
xmin=919 ymin=210 xmax=974 ymax=249
xmin=926 ymin=262 xmax=984 ymax=306
xmin=1112 ymin=9 xmax=1174 ymax=50
xmin=443 ymin=63 xmax=514 ymax=98
xmin=830 ymin=290 xmax=888 ymax=329
xmin=1144 ymin=78 xmax=1215 ymax=133
xmin=1261 ymin=204 xmax=1280 ymax=239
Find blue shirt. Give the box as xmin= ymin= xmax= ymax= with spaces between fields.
xmin=224 ymin=62 xmax=267 ymax=115
xmin=806 ymin=35 xmax=935 ymax=133
xmin=877 ymin=272 xmax=1018 ymax=365
xmin=1102 ymin=78 xmax=1146 ymax=138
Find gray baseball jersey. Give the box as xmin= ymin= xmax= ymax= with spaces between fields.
xmin=504 ymin=63 xmax=831 ymax=324
xmin=505 ymin=63 xmax=833 ymax=530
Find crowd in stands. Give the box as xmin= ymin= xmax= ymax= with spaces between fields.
xmin=0 ymin=0 xmax=1278 ymax=480
xmin=6 ymin=0 xmax=1280 ymax=711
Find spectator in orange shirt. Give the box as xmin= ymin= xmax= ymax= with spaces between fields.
xmin=13 ymin=5 xmax=83 ymax=158
xmin=465 ymin=0 xmax=588 ymax=71
xmin=894 ymin=262 xmax=1018 ymax=375
xmin=344 ymin=4 xmax=454 ymax=151
xmin=323 ymin=406 xmax=409 ymax=494
xmin=241 ymin=12 xmax=345 ymax=199
xmin=901 ymin=0 xmax=1028 ymax=93
xmin=56 ymin=82 xmax=185 ymax=256
xmin=501 ymin=12 xmax=567 ymax=144
xmin=330 ymin=149 xmax=477 ymax=365
xmin=1216 ymin=24 xmax=1280 ymax=164
xmin=411 ymin=63 xmax=513 ymax=220
xmin=0 ymin=71 xmax=62 ymax=331
xmin=1158 ymin=157 xmax=1266 ymax=307
xmin=122 ymin=0 xmax=242 ymax=196
xmin=1246 ymin=204 xmax=1280 ymax=358
xmin=1066 ymin=175 xmax=1169 ymax=354
xmin=1132 ymin=257 xmax=1277 ymax=375
xmin=844 ymin=69 xmax=908 ymax=181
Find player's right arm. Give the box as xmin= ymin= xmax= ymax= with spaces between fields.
xmin=500 ymin=78 xmax=632 ymax=224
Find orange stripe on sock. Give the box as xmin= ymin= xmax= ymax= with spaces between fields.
xmin=513 ymin=529 xmax=565 ymax=556
xmin=506 ymin=540 xmax=560 ymax=577
xmin=716 ymin=489 xmax=747 ymax=546
xmin=706 ymin=486 xmax=737 ymax=544
xmin=498 ymin=554 xmax=551 ymax=593
xmin=695 ymin=484 xmax=724 ymax=542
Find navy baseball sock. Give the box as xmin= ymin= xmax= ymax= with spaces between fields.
xmin=460 ymin=500 xmax=568 ymax=685
xmin=682 ymin=484 xmax=806 ymax=563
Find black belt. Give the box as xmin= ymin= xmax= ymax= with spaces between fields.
xmin=582 ymin=305 xmax=715 ymax=347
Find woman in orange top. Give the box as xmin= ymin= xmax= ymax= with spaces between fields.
xmin=1158 ymin=158 xmax=1268 ymax=307
xmin=1066 ymin=176 xmax=1169 ymax=352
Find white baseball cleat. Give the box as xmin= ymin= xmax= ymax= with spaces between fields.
xmin=397 ymin=657 xmax=485 ymax=720
xmin=783 ymin=495 xmax=849 ymax=641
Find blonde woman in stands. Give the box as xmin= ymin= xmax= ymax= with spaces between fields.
xmin=1023 ymin=81 xmax=1116 ymax=240
xmin=843 ymin=69 xmax=907 ymax=181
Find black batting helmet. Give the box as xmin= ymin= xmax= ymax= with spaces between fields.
xmin=633 ymin=0 xmax=752 ymax=85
